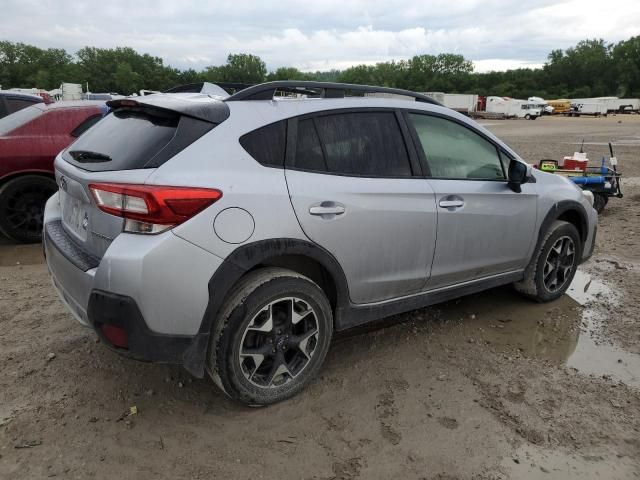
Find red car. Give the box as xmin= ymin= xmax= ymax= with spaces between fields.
xmin=0 ymin=101 xmax=107 ymax=242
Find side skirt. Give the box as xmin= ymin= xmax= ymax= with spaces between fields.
xmin=336 ymin=270 xmax=524 ymax=331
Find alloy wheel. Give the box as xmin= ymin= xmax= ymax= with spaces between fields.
xmin=542 ymin=235 xmax=576 ymax=293
xmin=238 ymin=297 xmax=320 ymax=388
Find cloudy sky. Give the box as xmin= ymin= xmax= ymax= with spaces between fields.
xmin=3 ymin=0 xmax=640 ymax=72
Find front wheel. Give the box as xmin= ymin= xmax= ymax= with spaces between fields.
xmin=525 ymin=114 xmax=531 ymax=120
xmin=0 ymin=175 xmax=58 ymax=243
xmin=593 ymin=193 xmax=608 ymax=213
xmin=514 ymin=220 xmax=582 ymax=302
xmin=208 ymin=268 xmax=333 ymax=406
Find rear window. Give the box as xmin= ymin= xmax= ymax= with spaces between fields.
xmin=0 ymin=105 xmax=42 ymax=135
xmin=64 ymin=108 xmax=214 ymax=171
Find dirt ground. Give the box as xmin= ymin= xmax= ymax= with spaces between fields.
xmin=1 ymin=115 xmax=639 ymax=480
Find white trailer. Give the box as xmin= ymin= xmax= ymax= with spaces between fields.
xmin=571 ymin=97 xmax=640 ymax=113
xmin=612 ymin=98 xmax=640 ymax=113
xmin=56 ymin=83 xmax=83 ymax=101
xmin=423 ymin=92 xmax=478 ymax=114
xmin=569 ymin=102 xmax=607 ymax=116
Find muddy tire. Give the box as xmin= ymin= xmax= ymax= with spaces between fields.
xmin=593 ymin=194 xmax=608 ymax=214
xmin=207 ymin=267 xmax=333 ymax=406
xmin=0 ymin=175 xmax=57 ymax=243
xmin=514 ymin=220 xmax=582 ymax=302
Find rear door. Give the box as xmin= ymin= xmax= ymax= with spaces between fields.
xmin=285 ymin=109 xmax=437 ymax=304
xmin=406 ymin=112 xmax=538 ymax=289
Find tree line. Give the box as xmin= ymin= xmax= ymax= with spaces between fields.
xmin=1 ymin=36 xmax=639 ymax=99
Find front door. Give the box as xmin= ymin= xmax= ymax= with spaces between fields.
xmin=406 ymin=112 xmax=538 ymax=289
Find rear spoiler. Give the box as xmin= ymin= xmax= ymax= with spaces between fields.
xmin=106 ymin=95 xmax=230 ymax=124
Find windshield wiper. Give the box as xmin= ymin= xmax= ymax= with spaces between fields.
xmin=69 ymin=150 xmax=112 ymax=163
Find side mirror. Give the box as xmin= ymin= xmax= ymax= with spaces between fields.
xmin=508 ymin=160 xmax=529 ymax=193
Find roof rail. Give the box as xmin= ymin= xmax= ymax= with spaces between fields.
xmin=225 ymin=81 xmax=442 ymax=105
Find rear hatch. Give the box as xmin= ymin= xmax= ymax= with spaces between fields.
xmin=54 ymin=94 xmax=229 ymax=259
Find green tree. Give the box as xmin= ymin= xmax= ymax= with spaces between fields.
xmin=267 ymin=67 xmax=310 ymax=81
xmin=613 ymin=36 xmax=640 ymax=96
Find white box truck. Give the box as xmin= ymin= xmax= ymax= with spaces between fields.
xmin=486 ymin=96 xmax=541 ymax=119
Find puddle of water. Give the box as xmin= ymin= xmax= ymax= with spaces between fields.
xmin=564 ymin=271 xmax=640 ymax=387
xmin=0 ymin=242 xmax=44 ymax=266
xmin=433 ymin=270 xmax=640 ymax=387
xmin=503 ymin=444 xmax=638 ymax=479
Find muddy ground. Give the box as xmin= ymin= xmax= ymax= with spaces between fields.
xmin=1 ymin=115 xmax=639 ymax=479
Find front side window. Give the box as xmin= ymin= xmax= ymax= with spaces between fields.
xmin=409 ymin=114 xmax=505 ymax=180
xmin=294 ymin=111 xmax=412 ymax=177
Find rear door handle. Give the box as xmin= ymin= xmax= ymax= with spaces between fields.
xmin=309 ymin=202 xmax=346 ymax=216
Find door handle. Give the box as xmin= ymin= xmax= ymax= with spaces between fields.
xmin=309 ymin=202 xmax=346 ymax=216
xmin=438 ymin=196 xmax=465 ymax=209
xmin=438 ymin=200 xmax=464 ymax=208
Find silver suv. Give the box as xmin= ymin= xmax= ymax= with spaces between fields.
xmin=43 ymin=81 xmax=597 ymax=405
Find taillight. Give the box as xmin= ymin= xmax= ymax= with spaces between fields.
xmin=89 ymin=183 xmax=222 ymax=234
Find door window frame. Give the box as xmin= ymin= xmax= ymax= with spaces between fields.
xmin=402 ymin=109 xmax=513 ymax=181
xmin=285 ymin=107 xmax=425 ymax=178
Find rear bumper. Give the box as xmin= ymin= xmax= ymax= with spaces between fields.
xmin=88 ymin=290 xmax=193 ymax=363
xmin=43 ymin=192 xmax=224 ymax=369
xmin=45 ymin=225 xmax=191 ymax=363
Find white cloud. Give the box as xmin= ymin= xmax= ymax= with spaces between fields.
xmin=1 ymin=0 xmax=639 ymax=71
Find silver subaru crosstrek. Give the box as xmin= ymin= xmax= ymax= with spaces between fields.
xmin=43 ymin=81 xmax=597 ymax=405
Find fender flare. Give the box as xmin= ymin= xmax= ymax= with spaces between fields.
xmin=182 ymin=238 xmax=350 ymax=377
xmin=531 ymin=200 xmax=589 ymax=260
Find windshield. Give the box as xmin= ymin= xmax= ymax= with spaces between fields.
xmin=0 ymin=105 xmax=42 ymax=136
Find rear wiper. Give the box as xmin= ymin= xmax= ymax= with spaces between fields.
xmin=69 ymin=150 xmax=112 ymax=163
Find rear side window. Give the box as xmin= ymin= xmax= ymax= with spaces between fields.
xmin=409 ymin=114 xmax=505 ymax=180
xmin=0 ymin=105 xmax=42 ymax=135
xmin=64 ymin=108 xmax=215 ymax=171
xmin=295 ymin=111 xmax=412 ymax=177
xmin=240 ymin=121 xmax=286 ymax=167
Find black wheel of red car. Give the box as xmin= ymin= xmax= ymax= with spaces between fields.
xmin=0 ymin=175 xmax=58 ymax=243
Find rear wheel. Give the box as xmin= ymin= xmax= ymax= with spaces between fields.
xmin=514 ymin=220 xmax=582 ymax=302
xmin=0 ymin=175 xmax=57 ymax=243
xmin=208 ymin=268 xmax=333 ymax=406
